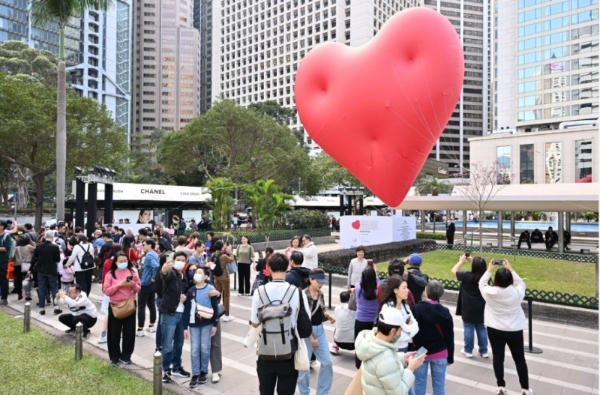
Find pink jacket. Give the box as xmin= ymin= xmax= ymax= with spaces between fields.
xmin=102 ymin=267 xmax=141 ymax=304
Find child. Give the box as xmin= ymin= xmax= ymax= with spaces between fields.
xmin=184 ymin=266 xmax=219 ymax=388
xmin=330 ymin=291 xmax=357 ymax=354
xmin=251 ymin=247 xmax=273 ymax=295
xmin=58 ymin=262 xmax=75 ymax=292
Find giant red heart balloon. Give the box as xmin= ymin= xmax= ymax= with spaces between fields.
xmin=295 ymin=7 xmax=464 ymax=207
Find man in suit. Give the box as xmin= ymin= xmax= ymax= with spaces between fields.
xmin=517 ymin=230 xmax=531 ymax=250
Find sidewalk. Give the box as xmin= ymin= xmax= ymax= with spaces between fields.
xmin=2 ymin=259 xmax=598 ymax=395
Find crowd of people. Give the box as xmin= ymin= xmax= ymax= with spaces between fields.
xmin=0 ymin=219 xmax=535 ymax=395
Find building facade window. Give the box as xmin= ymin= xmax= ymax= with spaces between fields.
xmin=519 ymin=144 xmax=535 ymax=183
xmin=575 ymin=139 xmax=593 ymax=181
xmin=545 ymin=142 xmax=562 ymax=183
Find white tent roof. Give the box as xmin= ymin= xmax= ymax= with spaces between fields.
xmin=393 ymin=183 xmax=599 ymax=212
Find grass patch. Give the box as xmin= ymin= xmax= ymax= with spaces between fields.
xmin=376 ymin=250 xmax=597 ymax=297
xmin=0 ymin=311 xmax=164 ymax=395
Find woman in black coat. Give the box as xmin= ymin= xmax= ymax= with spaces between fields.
xmin=446 ymin=221 xmax=456 ymax=248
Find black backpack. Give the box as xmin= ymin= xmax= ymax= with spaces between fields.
xmin=77 ymin=244 xmax=96 ymax=271
xmin=210 ymin=253 xmax=224 ymax=277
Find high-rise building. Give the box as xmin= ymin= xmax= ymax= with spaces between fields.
xmin=211 ymin=0 xmax=419 ymax=150
xmin=132 ymin=0 xmax=201 ymax=139
xmin=69 ymin=3 xmax=133 ymax=144
xmin=194 ymin=0 xmax=214 ymax=113
xmin=423 ymin=0 xmax=491 ymax=172
xmin=492 ymin=0 xmax=599 ymax=133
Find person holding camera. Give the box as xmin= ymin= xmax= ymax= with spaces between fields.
xmin=479 ymin=259 xmax=533 ymax=395
xmin=56 ymin=284 xmax=98 ymax=339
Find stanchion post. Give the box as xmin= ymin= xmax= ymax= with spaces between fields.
xmin=523 ymin=297 xmax=543 ymax=354
xmin=153 ymin=351 xmax=163 ymax=395
xmin=75 ymin=322 xmax=83 ymax=360
xmin=328 ymin=271 xmax=333 ymax=309
xmin=23 ymin=302 xmax=30 ymax=333
xmin=233 ymin=273 xmax=237 ymax=291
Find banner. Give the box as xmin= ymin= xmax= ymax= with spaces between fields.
xmin=72 ymin=182 xmax=211 ymax=202
xmin=340 ymin=216 xmax=416 ymax=249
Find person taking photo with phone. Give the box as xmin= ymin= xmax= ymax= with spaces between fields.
xmin=479 ymin=259 xmax=533 ymax=395
xmin=137 ymin=239 xmax=159 ymax=337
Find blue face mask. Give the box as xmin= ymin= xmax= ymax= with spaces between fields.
xmin=117 ymin=262 xmax=128 ymax=270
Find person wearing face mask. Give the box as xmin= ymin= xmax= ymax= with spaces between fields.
xmin=183 ymin=267 xmax=219 ymax=388
xmin=102 ymin=252 xmax=141 ymax=366
xmin=355 ymin=305 xmax=426 ymax=395
xmin=158 ymin=251 xmax=192 ymax=383
xmin=137 ymin=239 xmax=159 ymax=337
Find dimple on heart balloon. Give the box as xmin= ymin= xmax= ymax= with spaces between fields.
xmin=295 ymin=7 xmax=464 ymax=207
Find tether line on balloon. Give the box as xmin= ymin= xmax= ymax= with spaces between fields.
xmin=418 ymin=39 xmax=444 ymax=140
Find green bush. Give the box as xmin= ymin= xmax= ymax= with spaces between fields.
xmin=417 ymin=232 xmax=446 ymax=240
xmin=284 ymin=209 xmax=329 ymax=229
xmin=185 ymin=228 xmax=330 ymax=244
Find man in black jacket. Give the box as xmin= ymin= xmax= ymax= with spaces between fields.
xmin=158 ymin=251 xmax=191 ymax=383
xmin=285 ymin=251 xmax=310 ymax=290
xmin=517 ymin=230 xmax=531 ymax=250
xmin=31 ymin=230 xmax=62 ymax=315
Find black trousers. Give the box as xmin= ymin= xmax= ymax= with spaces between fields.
xmin=257 ymin=357 xmax=298 ymax=395
xmin=137 ymin=283 xmax=156 ymax=328
xmin=517 ymin=240 xmax=531 ymax=249
xmin=487 ymin=327 xmax=529 ymax=389
xmin=354 ymin=319 xmax=375 ymax=369
xmin=107 ymin=304 xmax=137 ymax=363
xmin=238 ymin=263 xmax=251 ymax=294
xmin=0 ymin=263 xmax=8 ymax=300
xmin=75 ymin=270 xmax=93 ymax=297
xmin=58 ymin=313 xmax=97 ymax=334
xmin=13 ymin=269 xmax=24 ymax=295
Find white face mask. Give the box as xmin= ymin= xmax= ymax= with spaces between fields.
xmin=173 ymin=261 xmax=186 ymax=271
xmin=193 ymin=274 xmax=205 ymax=283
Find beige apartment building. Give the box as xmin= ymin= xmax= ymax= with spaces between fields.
xmin=132 ymin=0 xmax=201 ymax=139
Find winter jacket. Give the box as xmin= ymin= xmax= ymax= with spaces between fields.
xmin=159 ymin=268 xmax=188 ymax=315
xmin=479 ymin=270 xmax=527 ymax=331
xmin=410 ymin=301 xmax=454 ymax=364
xmin=406 ymin=267 xmax=428 ymax=302
xmin=355 ymin=329 xmax=414 ymax=395
xmin=302 ymin=242 xmax=318 ymax=269
xmin=285 ymin=266 xmax=311 ymax=289
xmin=58 ymin=291 xmax=98 ymax=318
xmin=141 ymin=250 xmax=159 ymax=286
xmin=31 ymin=240 xmax=61 ymax=275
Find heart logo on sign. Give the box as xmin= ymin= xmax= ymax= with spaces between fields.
xmin=351 ymin=220 xmax=361 ymax=230
xmin=295 ymin=7 xmax=464 ymax=207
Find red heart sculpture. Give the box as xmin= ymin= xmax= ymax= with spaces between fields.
xmin=351 ymin=220 xmax=360 ymax=230
xmin=295 ymin=8 xmax=464 ymax=207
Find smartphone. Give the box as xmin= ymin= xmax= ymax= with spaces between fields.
xmin=464 ymin=251 xmax=470 ymax=258
xmin=492 ymin=259 xmax=505 ymax=265
xmin=167 ymin=252 xmax=174 ymax=262
xmin=414 ymin=347 xmax=428 ymax=358
xmin=126 ymin=275 xmax=133 ymax=282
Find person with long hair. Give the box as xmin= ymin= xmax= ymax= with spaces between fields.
xmin=379 ymin=276 xmax=420 ymax=354
xmin=122 ymin=236 xmax=139 ymax=267
xmin=97 ymin=243 xmax=123 ymax=344
xmin=451 ymin=254 xmax=488 ymax=359
xmin=353 ymin=266 xmax=379 ymax=369
xmin=235 ymin=235 xmax=255 ymax=296
xmin=102 ymin=251 xmax=141 ymax=366
xmin=479 ymin=260 xmax=533 ymax=395
xmin=14 ymin=236 xmax=35 ymax=300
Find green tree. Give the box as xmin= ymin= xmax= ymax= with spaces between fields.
xmin=119 ymin=130 xmax=176 ymax=185
xmin=158 ymin=99 xmax=311 ymax=188
xmin=205 ymin=178 xmax=236 ymax=231
xmin=0 ymin=73 xmax=127 ymax=228
xmin=414 ymin=177 xmax=452 ymax=196
xmin=244 ymin=179 xmax=293 ymax=230
xmin=248 ymin=101 xmax=296 ymax=126
xmin=31 ymin=0 xmax=112 ymax=222
xmin=0 ymin=41 xmax=57 ymax=87
xmin=306 ymin=151 xmax=362 ymax=193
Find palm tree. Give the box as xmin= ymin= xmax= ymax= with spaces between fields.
xmin=415 ymin=177 xmax=453 ymax=196
xmin=31 ymin=0 xmax=111 ymax=221
xmin=206 ymin=177 xmax=236 ymax=231
xmin=245 ymin=180 xmax=293 ymax=230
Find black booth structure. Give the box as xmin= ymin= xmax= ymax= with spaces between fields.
xmin=73 ymin=166 xmax=116 ymax=237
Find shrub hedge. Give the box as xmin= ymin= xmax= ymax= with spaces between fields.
xmin=417 ymin=232 xmax=446 ymax=240
xmin=319 ymin=239 xmax=438 ymax=274
xmin=183 ymin=227 xmax=331 ymax=244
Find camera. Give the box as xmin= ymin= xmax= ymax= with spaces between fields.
xmin=491 ymin=259 xmax=505 ymax=265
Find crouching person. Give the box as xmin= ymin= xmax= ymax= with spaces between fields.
xmin=56 ymin=284 xmax=98 ymax=339
xmin=356 ymin=305 xmax=425 ymax=395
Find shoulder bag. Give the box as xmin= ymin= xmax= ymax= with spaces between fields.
xmin=111 ymin=296 xmax=136 ymax=319
xmin=296 ymin=289 xmax=312 ymax=338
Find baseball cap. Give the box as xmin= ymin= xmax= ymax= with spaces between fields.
xmin=408 ymin=253 xmax=422 ymax=266
xmin=309 ymin=272 xmax=328 ymax=284
xmin=378 ymin=305 xmax=404 ymax=326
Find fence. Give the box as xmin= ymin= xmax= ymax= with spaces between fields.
xmin=437 ymin=243 xmax=599 ymax=263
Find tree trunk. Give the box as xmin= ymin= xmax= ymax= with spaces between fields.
xmin=479 ymin=209 xmax=484 ymax=253
xmin=56 ymin=28 xmax=67 ymax=222
xmin=33 ymin=175 xmax=44 ymax=230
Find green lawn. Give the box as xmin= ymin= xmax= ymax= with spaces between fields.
xmin=376 ymin=250 xmax=597 ymax=297
xmin=0 ymin=312 xmax=164 ymax=395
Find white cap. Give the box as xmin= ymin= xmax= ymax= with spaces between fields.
xmin=378 ymin=305 xmax=404 ymax=327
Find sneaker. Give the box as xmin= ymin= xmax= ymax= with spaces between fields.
xmin=212 ymin=373 xmax=220 ymax=383
xmin=479 ymin=352 xmax=489 ymax=358
xmin=237 ymin=293 xmax=244 ymax=297
xmin=329 ymin=344 xmax=339 ymax=355
xmin=65 ymin=329 xmax=74 ymax=334
xmin=155 ymin=347 xmax=162 ymax=353
xmin=111 ymin=360 xmax=119 ymax=367
xmin=0 ymin=299 xmax=7 ymax=306
xmin=522 ymin=389 xmax=534 ymax=395
xmin=222 ymin=315 xmax=235 ymax=322
xmin=162 ymin=371 xmax=173 ymax=383
xmin=147 ymin=324 xmax=156 ymax=333
xmin=461 ymin=348 xmax=474 ymax=358
xmin=83 ymin=332 xmax=91 ymax=340
xmin=171 ymin=367 xmax=191 ymax=378
xmin=310 ymin=360 xmax=320 ymax=369
xmin=98 ymin=332 xmax=107 ymax=344
xmin=39 ymin=310 xmax=45 ymax=316
xmin=189 ymin=375 xmax=199 ymax=388
xmin=119 ymin=358 xmax=132 ymax=365
xmin=497 ymin=387 xmax=507 ymax=395
xmin=244 ymin=293 xmax=251 ymax=296
xmin=136 ymin=329 xmax=145 ymax=337
xmin=54 ymin=308 xmax=63 ymax=315
xmin=198 ymin=372 xmax=208 ymax=384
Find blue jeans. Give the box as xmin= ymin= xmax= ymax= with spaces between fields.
xmin=298 ymin=325 xmax=333 ymax=395
xmin=463 ymin=321 xmax=488 ymax=354
xmin=37 ymin=273 xmax=58 ymax=309
xmin=397 ymin=347 xmax=416 ymax=395
xmin=190 ymin=324 xmax=212 ymax=376
xmin=155 ymin=298 xmax=162 ymax=349
xmin=161 ymin=312 xmax=184 ymax=371
xmin=414 ymin=358 xmax=447 ymax=395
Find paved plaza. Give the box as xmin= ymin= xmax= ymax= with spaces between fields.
xmin=3 ymin=243 xmax=598 ymax=395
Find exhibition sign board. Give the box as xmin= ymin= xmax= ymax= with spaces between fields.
xmin=340 ymin=216 xmax=416 ymax=248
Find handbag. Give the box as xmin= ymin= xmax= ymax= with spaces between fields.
xmin=197 ymin=304 xmax=214 ymax=320
xmin=344 ymin=368 xmax=363 ymax=395
xmin=227 ymin=259 xmax=238 ymax=274
xmin=111 ymin=297 xmax=136 ymax=319
xmin=21 ymin=262 xmax=31 ymax=273
xmin=294 ymin=325 xmax=310 ymax=371
xmin=296 ymin=289 xmax=312 ymax=338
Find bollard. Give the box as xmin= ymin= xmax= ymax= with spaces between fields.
xmin=75 ymin=322 xmax=83 ymax=360
xmin=153 ymin=350 xmax=163 ymax=395
xmin=23 ymin=302 xmax=31 ymax=333
xmin=523 ymin=297 xmax=543 ymax=354
xmin=328 ymin=271 xmax=333 ymax=309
